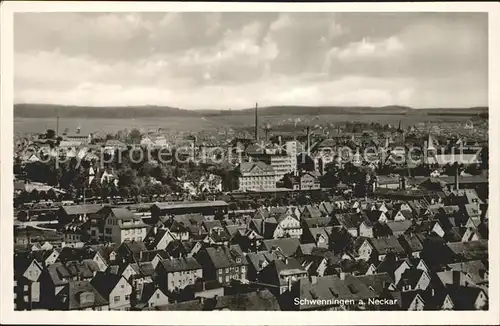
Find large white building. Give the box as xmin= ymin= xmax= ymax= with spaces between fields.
xmin=90 ymin=207 xmax=149 ymax=244
xmin=248 ymin=140 xmax=299 ymax=182
xmin=235 ymin=161 xmax=276 ymax=191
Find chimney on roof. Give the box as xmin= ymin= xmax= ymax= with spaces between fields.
xmin=340 ymin=272 xmax=346 ymax=280
xmin=454 ymin=162 xmax=460 ymax=191
xmin=310 ymin=275 xmax=317 ymax=284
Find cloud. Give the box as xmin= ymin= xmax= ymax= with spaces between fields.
xmin=330 ymin=36 xmax=405 ymax=61
xmin=14 ymin=12 xmax=488 ymax=108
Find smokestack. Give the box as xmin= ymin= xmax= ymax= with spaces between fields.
xmin=306 ymin=127 xmax=311 ymax=153
xmin=254 ymin=103 xmax=259 ymax=141
xmin=455 ymin=163 xmax=460 ymax=191
xmin=56 ymin=113 xmax=60 ymax=137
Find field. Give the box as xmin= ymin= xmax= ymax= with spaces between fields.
xmin=14 ymin=114 xmax=483 ymax=135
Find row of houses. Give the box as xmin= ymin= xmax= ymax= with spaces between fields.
xmin=14 ymin=181 xmax=488 ymax=311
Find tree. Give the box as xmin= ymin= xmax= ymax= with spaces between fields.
xmin=117 ymin=166 xmax=138 ymax=188
xmin=119 ymin=186 xmax=131 ymax=199
xmin=128 ymin=128 xmax=142 ymax=144
xmin=29 ymin=189 xmax=39 ymax=202
xmin=45 ymin=129 xmax=56 ymax=139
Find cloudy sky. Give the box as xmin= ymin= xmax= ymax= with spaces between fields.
xmin=15 ymin=12 xmax=487 ymax=109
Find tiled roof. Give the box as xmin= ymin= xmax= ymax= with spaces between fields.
xmin=153 ymin=201 xmax=228 ymax=210
xmin=397 ymin=268 xmax=424 ymax=288
xmin=238 ymin=161 xmax=274 ymax=173
xmin=61 ymin=204 xmax=105 ymax=216
xmin=335 ymin=213 xmax=364 ymax=230
xmin=205 ymin=246 xmax=247 ymax=269
xmin=262 ymin=238 xmax=301 ymax=257
xmin=356 ymin=273 xmax=394 ymax=295
xmin=386 ymin=220 xmax=413 ymax=234
xmin=369 ymin=236 xmax=406 ymax=255
xmin=159 ymin=257 xmax=202 ymax=272
xmin=59 ymin=280 xmax=109 ymax=310
xmin=91 ymin=272 xmax=124 ymax=298
xmin=446 ymin=240 xmax=488 ymax=261
xmin=207 ymin=289 xmax=280 ymax=310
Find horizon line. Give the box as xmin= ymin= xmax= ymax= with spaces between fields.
xmin=13 ymin=103 xmax=489 ymax=111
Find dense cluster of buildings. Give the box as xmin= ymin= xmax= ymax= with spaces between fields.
xmin=13 ymin=105 xmax=489 ymax=311
xmin=14 ymin=171 xmax=489 ymax=311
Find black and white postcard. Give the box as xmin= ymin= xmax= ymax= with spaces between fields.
xmin=1 ymin=1 xmax=499 ymax=325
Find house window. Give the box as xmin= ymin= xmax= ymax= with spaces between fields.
xmin=218 ymin=276 xmax=223 ymax=284
xmin=125 ymin=295 xmax=130 ymax=301
xmin=114 ymin=296 xmax=120 ymax=303
xmin=156 ymin=293 xmax=160 ymax=299
xmin=105 ymin=228 xmax=112 ymax=234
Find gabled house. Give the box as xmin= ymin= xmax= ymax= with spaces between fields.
xmin=318 ymin=201 xmax=335 ymax=216
xmin=101 ymin=207 xmax=149 ymax=244
xmin=367 ymin=254 xmax=412 ymax=285
xmin=335 ymin=213 xmax=365 ymax=237
xmin=248 ymin=217 xmax=278 ymax=239
xmin=261 ymin=238 xmax=301 ymax=257
xmin=246 ymin=250 xmax=284 ymax=282
xmin=398 ymin=233 xmax=426 ymax=258
xmin=91 ymin=272 xmax=132 ymax=310
xmin=53 ymin=280 xmax=109 ymax=311
xmin=195 ymin=245 xmax=247 ymax=285
xmin=297 ymin=255 xmax=328 ymax=277
xmin=390 ymin=210 xmax=412 ymax=221
xmin=32 ymin=249 xmax=60 ymax=266
xmin=301 ymin=226 xmax=333 ymax=248
xmin=155 ymin=257 xmax=202 ymax=292
xmin=446 ymin=260 xmax=488 ymax=286
xmin=203 ymin=227 xmax=231 ymax=246
xmin=386 ymin=220 xmax=413 ymax=237
xmin=397 ymin=268 xmax=431 ymax=292
xmin=356 ymin=273 xmax=397 ymax=297
xmin=358 ymin=237 xmax=406 ymax=262
xmin=300 ymin=205 xmax=323 ymax=219
xmin=203 ymin=289 xmax=280 ymax=311
xmin=272 ymin=213 xmax=302 ymax=239
xmin=400 ymin=291 xmax=426 ymax=310
xmin=366 ymin=210 xmax=388 ymax=224
xmin=259 ymin=257 xmax=308 ymax=295
xmin=112 ymin=240 xmax=148 ymax=264
xmin=446 ymin=285 xmax=488 ymax=310
xmin=139 ymin=283 xmax=169 ymax=309
xmin=144 ymin=227 xmax=176 ymax=251
xmin=58 ymin=204 xmax=104 ymax=225
xmin=285 ymin=274 xmax=376 ymax=311
xmin=14 ymin=253 xmax=44 ymax=310
xmin=230 ymin=228 xmax=263 ymax=252
xmin=39 ymin=260 xmax=101 ymax=309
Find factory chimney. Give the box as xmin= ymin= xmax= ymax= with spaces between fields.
xmin=306 ymin=126 xmax=311 ymax=154
xmin=254 ymin=102 xmax=259 ymax=141
xmin=56 ymin=109 xmax=60 ymax=137
xmin=454 ymin=162 xmax=460 ymax=191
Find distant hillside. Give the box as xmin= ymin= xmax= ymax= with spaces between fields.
xmin=14 ymin=104 xmax=201 ymax=118
xmin=202 ymin=105 xmax=488 ymax=117
xmin=15 ymin=103 xmax=488 ymax=119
